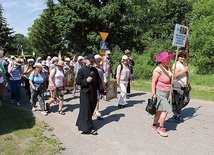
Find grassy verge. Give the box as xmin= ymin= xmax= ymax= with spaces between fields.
xmin=132 ymin=73 xmax=214 ymax=101
xmin=0 ymin=104 xmax=65 ymax=155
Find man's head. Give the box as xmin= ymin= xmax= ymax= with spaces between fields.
xmin=85 ymin=54 xmax=95 ymax=67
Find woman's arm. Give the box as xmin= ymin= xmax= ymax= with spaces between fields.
xmin=151 ymin=71 xmax=160 ymax=97
xmin=49 ymin=70 xmax=56 ymax=90
xmin=7 ymin=63 xmax=13 ymax=73
xmin=174 ymin=66 xmax=189 ymax=78
xmin=29 ymin=79 xmax=36 ymax=90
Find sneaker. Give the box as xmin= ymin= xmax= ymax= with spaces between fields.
xmin=32 ymin=107 xmax=37 ymax=111
xmin=151 ymin=123 xmax=159 ymax=130
xmin=45 ymin=103 xmax=51 ymax=111
xmin=157 ymin=127 xmax=168 ymax=137
xmin=127 ymin=94 xmax=130 ymax=99
xmin=118 ymin=104 xmax=124 ymax=109
xmin=11 ymin=100 xmax=14 ymax=104
xmin=41 ymin=111 xmax=47 ymax=116
xmin=58 ymin=110 xmax=65 ymax=115
xmin=173 ymin=115 xmax=184 ymax=122
xmin=17 ymin=102 xmax=20 ymax=106
xmin=94 ymin=111 xmax=103 ymax=120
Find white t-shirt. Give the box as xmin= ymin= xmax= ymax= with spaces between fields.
xmin=51 ymin=69 xmax=64 ymax=87
xmin=172 ymin=61 xmax=187 ymax=87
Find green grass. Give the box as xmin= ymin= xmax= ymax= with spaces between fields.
xmin=132 ymin=73 xmax=214 ymax=101
xmin=0 ymin=104 xmax=65 ymax=155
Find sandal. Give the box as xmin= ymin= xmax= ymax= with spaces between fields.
xmin=58 ymin=110 xmax=65 ymax=115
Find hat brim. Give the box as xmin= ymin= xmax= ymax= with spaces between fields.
xmin=33 ymin=65 xmax=43 ymax=68
xmin=56 ymin=64 xmax=64 ymax=67
xmin=14 ymin=62 xmax=22 ymax=66
xmin=88 ymin=59 xmax=95 ymax=62
xmin=156 ymin=54 xmax=174 ymax=62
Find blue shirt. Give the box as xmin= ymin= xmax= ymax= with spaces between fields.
xmin=29 ymin=71 xmax=46 ymax=88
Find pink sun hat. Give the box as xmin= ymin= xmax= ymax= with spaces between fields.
xmin=155 ymin=51 xmax=174 ymax=62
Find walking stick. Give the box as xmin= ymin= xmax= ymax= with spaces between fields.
xmin=185 ymin=20 xmax=190 ymax=87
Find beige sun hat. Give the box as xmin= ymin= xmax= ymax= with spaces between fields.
xmin=124 ymin=49 xmax=131 ymax=54
xmin=14 ymin=58 xmax=23 ymax=66
xmin=56 ymin=61 xmax=65 ymax=67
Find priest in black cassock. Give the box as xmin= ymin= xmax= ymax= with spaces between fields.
xmin=76 ymin=54 xmax=104 ymax=135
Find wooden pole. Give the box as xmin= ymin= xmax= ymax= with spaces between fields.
xmin=168 ymin=46 xmax=180 ymax=102
xmin=185 ymin=20 xmax=189 ymax=67
xmin=185 ymin=20 xmax=190 ymax=86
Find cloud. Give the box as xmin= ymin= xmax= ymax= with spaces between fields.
xmin=26 ymin=1 xmax=46 ymax=13
xmin=0 ymin=1 xmax=18 ymax=8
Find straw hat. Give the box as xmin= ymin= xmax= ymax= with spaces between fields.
xmin=14 ymin=58 xmax=23 ymax=66
xmin=56 ymin=61 xmax=64 ymax=67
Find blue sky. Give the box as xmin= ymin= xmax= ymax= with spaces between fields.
xmin=1 ymin=0 xmax=58 ymax=36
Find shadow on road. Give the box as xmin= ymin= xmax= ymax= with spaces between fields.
xmin=94 ymin=113 xmax=125 ymax=131
xmin=129 ymin=92 xmax=147 ymax=98
xmin=165 ymin=106 xmax=201 ymax=131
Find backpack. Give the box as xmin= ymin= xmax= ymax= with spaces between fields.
xmin=113 ymin=64 xmax=123 ymax=79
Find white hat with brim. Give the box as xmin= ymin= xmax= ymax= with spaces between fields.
xmin=27 ymin=59 xmax=34 ymax=63
xmin=33 ymin=63 xmax=43 ymax=68
xmin=78 ymin=56 xmax=84 ymax=61
xmin=10 ymin=55 xmax=15 ymax=59
xmin=105 ymin=50 xmax=111 ymax=54
xmin=65 ymin=57 xmax=71 ymax=61
xmin=122 ymin=55 xmax=128 ymax=60
xmin=94 ymin=54 xmax=102 ymax=60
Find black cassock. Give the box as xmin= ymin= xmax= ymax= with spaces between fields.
xmin=75 ymin=65 xmax=104 ymax=133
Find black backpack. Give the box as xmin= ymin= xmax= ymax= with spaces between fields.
xmin=113 ymin=64 xmax=123 ymax=79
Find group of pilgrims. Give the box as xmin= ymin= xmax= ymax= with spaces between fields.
xmin=0 ymin=48 xmax=190 ymax=136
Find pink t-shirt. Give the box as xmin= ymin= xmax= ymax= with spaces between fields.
xmin=153 ymin=66 xmax=171 ymax=91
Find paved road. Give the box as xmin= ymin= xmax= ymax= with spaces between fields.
xmin=17 ymin=89 xmax=214 ymax=155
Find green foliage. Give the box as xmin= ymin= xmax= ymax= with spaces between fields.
xmin=29 ymin=0 xmax=62 ymax=58
xmin=1 ymin=0 xmax=213 ymax=74
xmin=189 ymin=0 xmax=214 ymax=74
xmin=0 ymin=4 xmax=15 ymax=54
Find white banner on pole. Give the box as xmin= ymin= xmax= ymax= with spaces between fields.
xmin=172 ymin=24 xmax=188 ymax=47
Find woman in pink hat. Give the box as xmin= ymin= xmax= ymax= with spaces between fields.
xmin=151 ymin=51 xmax=174 ymax=137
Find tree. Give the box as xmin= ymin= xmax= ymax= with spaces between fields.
xmin=189 ymin=0 xmax=214 ymax=74
xmin=55 ymin=0 xmax=138 ymax=55
xmin=13 ymin=34 xmax=33 ymax=57
xmin=28 ymin=0 xmax=61 ymax=58
xmin=0 ymin=4 xmax=15 ymax=55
